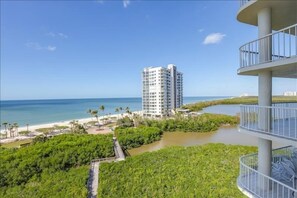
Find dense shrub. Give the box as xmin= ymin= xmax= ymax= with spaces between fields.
xmin=98 ymin=143 xmax=257 ymax=198
xmin=115 ymin=127 xmax=162 ymax=150
xmin=116 ymin=116 xmax=134 ymax=128
xmin=0 ymin=166 xmax=89 ymax=198
xmin=140 ymin=113 xmax=239 ymax=132
xmin=115 ymin=114 xmax=238 ymax=149
xmin=0 ymin=134 xmax=114 ymax=187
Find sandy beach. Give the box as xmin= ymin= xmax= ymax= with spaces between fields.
xmin=0 ymin=111 xmax=143 ymax=143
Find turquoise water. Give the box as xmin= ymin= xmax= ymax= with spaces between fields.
xmin=0 ymin=96 xmax=229 ymax=127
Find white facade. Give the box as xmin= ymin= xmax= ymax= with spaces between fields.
xmin=237 ymin=1 xmax=297 ymax=197
xmin=142 ymin=64 xmax=183 ymax=117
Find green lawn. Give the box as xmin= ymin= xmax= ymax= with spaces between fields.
xmin=1 ymin=139 xmax=32 ymax=148
xmin=98 ymin=143 xmax=257 ymax=198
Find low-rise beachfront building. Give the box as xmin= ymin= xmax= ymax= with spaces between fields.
xmin=236 ymin=0 xmax=297 ymax=197
xmin=142 ymin=64 xmax=183 ymax=117
xmin=284 ymin=91 xmax=297 ymax=97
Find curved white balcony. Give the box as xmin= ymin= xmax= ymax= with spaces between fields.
xmin=238 ymin=24 xmax=297 ymax=78
xmin=238 ymin=146 xmax=297 ymax=198
xmin=239 ymin=0 xmax=254 ymax=8
xmin=237 ymin=1 xmax=297 ymax=30
xmin=240 ymin=104 xmax=297 ymax=142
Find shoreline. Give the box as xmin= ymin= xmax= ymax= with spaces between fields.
xmin=0 ymin=111 xmax=143 ymax=134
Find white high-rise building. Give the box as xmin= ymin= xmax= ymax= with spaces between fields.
xmin=142 ymin=64 xmax=183 ymax=117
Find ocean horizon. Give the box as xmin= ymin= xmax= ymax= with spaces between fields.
xmin=0 ymin=96 xmax=231 ymax=128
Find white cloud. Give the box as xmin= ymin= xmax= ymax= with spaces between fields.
xmin=123 ymin=0 xmax=130 ymax=8
xmin=57 ymin=33 xmax=68 ymax=39
xmin=198 ymin=28 xmax=204 ymax=33
xmin=46 ymin=32 xmax=56 ymax=37
xmin=26 ymin=42 xmax=43 ymax=50
xmin=46 ymin=32 xmax=68 ymax=39
xmin=46 ymin=46 xmax=57 ymax=51
xmin=203 ymin=33 xmax=226 ymax=45
xmin=26 ymin=42 xmax=56 ymax=52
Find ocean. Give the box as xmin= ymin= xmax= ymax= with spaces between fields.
xmin=0 ymin=96 xmax=229 ymax=128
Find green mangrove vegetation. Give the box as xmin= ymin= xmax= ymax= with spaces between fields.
xmin=183 ymin=96 xmax=297 ymax=112
xmin=115 ymin=113 xmax=239 ymax=150
xmin=98 ymin=143 xmax=257 ymax=198
xmin=115 ymin=127 xmax=163 ymax=150
xmin=139 ymin=113 xmax=239 ymax=132
xmin=0 ymin=134 xmax=114 ymax=197
xmin=0 ymin=166 xmax=89 ymax=198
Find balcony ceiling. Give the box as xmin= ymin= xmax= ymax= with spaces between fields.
xmin=237 ymin=0 xmax=297 ymax=31
xmin=238 ymin=57 xmax=297 ymax=78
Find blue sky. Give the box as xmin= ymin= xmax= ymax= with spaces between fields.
xmin=1 ymin=0 xmax=296 ymax=100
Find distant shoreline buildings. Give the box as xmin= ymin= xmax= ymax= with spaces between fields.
xmin=142 ymin=64 xmax=183 ymax=117
xmin=283 ymin=91 xmax=297 ymax=96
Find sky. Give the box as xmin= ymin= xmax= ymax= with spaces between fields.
xmin=1 ymin=0 xmax=296 ymax=100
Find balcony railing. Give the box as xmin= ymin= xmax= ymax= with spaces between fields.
xmin=239 ymin=0 xmax=255 ymax=8
xmin=240 ymin=104 xmax=297 ymax=141
xmin=239 ymin=24 xmax=297 ymax=68
xmin=238 ymin=146 xmax=297 ymax=198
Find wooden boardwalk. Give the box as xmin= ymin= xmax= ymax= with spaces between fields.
xmin=87 ymin=137 xmax=125 ymax=198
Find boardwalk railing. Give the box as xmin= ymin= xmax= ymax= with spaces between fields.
xmin=87 ymin=138 xmax=125 ymax=197
xmin=239 ymin=146 xmax=297 ymax=198
xmin=240 ymin=105 xmax=297 ymax=141
xmin=239 ymin=23 xmax=297 ymax=68
xmin=91 ymin=157 xmax=116 ymax=163
xmin=87 ymin=157 xmax=116 ymax=198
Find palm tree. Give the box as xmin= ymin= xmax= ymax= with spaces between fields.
xmin=91 ymin=110 xmax=99 ymax=127
xmin=13 ymin=123 xmax=19 ymax=137
xmin=8 ymin=124 xmax=12 ymax=138
xmin=115 ymin=108 xmax=119 ymax=113
xmin=2 ymin=122 xmax=8 ymax=138
xmin=99 ymin=105 xmax=105 ymax=124
xmin=69 ymin=120 xmax=78 ymax=133
xmin=87 ymin=109 xmax=93 ymax=120
xmin=125 ymin=107 xmax=132 ymax=116
xmin=99 ymin=105 xmax=105 ymax=113
xmin=132 ymin=113 xmax=141 ymax=127
xmin=119 ymin=107 xmax=123 ymax=118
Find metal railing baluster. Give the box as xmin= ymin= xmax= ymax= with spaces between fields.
xmin=239 ymin=24 xmax=297 ymax=68
xmin=240 ymin=104 xmax=297 ymax=141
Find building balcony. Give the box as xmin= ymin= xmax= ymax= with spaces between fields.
xmin=237 ymin=0 xmax=297 ymax=30
xmin=239 ymin=0 xmax=253 ymax=8
xmin=238 ymin=23 xmax=297 ymax=78
xmin=240 ymin=104 xmax=297 ymax=146
xmin=238 ymin=146 xmax=297 ymax=198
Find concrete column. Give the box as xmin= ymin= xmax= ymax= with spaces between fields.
xmin=258 ymin=71 xmax=272 ymax=180
xmin=258 ymin=7 xmax=271 ymax=38
xmin=258 ymin=138 xmax=272 ymax=176
xmin=258 ymin=71 xmax=272 ymax=131
xmin=258 ymin=7 xmax=272 ymax=63
xmin=257 ymin=8 xmax=273 ymax=186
